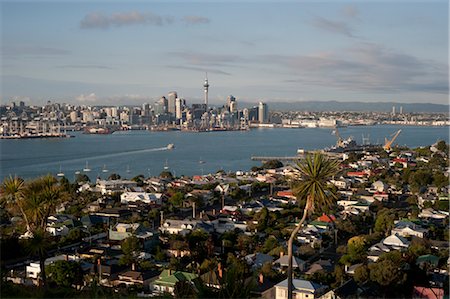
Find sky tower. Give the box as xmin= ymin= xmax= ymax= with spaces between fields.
xmin=203 ymin=73 xmax=209 ymax=107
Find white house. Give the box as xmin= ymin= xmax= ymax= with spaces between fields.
xmin=160 ymin=219 xmax=200 ymax=235
xmin=26 ymin=254 xmax=78 ymax=280
xmin=120 ymin=192 xmax=162 ymax=205
xmin=392 ymin=220 xmax=428 ymax=238
xmin=274 ymin=279 xmax=326 ymax=299
xmin=382 ymin=233 xmax=411 ymax=249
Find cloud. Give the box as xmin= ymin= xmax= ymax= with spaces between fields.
xmin=267 ymin=43 xmax=447 ymax=95
xmin=182 ymin=15 xmax=210 ymax=25
xmin=311 ymin=16 xmax=355 ymax=37
xmin=166 ymin=65 xmax=231 ymax=75
xmin=56 ymin=65 xmax=113 ymax=70
xmin=169 ymin=51 xmax=241 ymax=67
xmin=2 ymin=46 xmax=70 ymax=57
xmin=76 ymin=93 xmax=98 ymax=102
xmin=342 ymin=5 xmax=359 ymax=19
xmin=80 ymin=11 xmax=170 ymax=29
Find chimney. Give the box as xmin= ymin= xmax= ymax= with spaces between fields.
xmin=213 ymin=209 xmax=216 ymax=215
xmin=280 ymin=251 xmax=284 ymax=257
xmin=259 ymin=273 xmax=264 ymax=284
xmin=132 ymin=263 xmax=136 ymax=271
xmin=218 ymin=263 xmax=223 ymax=278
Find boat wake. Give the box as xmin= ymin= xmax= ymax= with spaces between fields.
xmin=15 ymin=146 xmax=170 ymax=170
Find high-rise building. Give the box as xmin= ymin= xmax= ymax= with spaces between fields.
xmin=399 ymin=106 xmax=403 ymax=114
xmin=175 ymin=98 xmax=182 ymax=119
xmin=203 ymin=74 xmax=209 ymax=107
xmin=226 ymin=95 xmax=236 ymax=113
xmin=258 ymin=102 xmax=268 ymax=123
xmin=392 ymin=106 xmax=396 ymax=116
xmin=168 ymin=92 xmax=177 ymax=114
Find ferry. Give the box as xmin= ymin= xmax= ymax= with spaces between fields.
xmin=167 ymin=143 xmax=175 ymax=150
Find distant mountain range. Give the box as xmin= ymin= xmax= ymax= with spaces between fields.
xmin=238 ymin=101 xmax=448 ymax=113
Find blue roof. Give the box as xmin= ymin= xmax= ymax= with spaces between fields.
xmin=276 ymin=279 xmax=324 ymax=292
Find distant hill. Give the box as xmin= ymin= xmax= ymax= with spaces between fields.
xmin=238 ymin=101 xmax=448 ymax=113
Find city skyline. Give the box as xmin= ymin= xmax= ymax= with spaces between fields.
xmin=1 ymin=1 xmax=448 ymax=105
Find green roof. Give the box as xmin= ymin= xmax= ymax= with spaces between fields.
xmin=154 ymin=270 xmax=198 ymax=287
xmin=309 ymin=221 xmax=331 ymax=227
xmin=416 ymin=254 xmax=439 ymax=265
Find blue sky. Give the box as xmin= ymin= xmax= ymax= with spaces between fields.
xmin=1 ymin=1 xmax=448 ymax=105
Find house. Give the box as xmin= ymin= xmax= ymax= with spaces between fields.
xmin=109 ymin=223 xmax=158 ymax=249
xmin=251 ymin=273 xmax=277 ymax=299
xmin=26 ymin=254 xmax=78 ymax=281
xmin=120 ymin=192 xmax=163 ymax=205
xmin=392 ymin=220 xmax=428 ymax=238
xmin=416 ymin=254 xmax=440 ymax=270
xmin=200 ymin=264 xmax=224 ymax=289
xmin=305 ymin=260 xmax=334 ymax=275
xmin=152 ymin=270 xmax=198 ymax=295
xmin=96 ymin=179 xmax=137 ymax=195
xmin=160 ymin=219 xmax=200 ymax=235
xmin=274 ymin=278 xmax=327 ymax=299
xmin=273 ymin=255 xmax=306 ymax=272
xmin=245 ymin=253 xmax=274 ymax=269
xmin=412 ymin=286 xmax=444 ymax=299
xmin=382 ymin=233 xmax=410 ymax=250
xmin=320 ymin=279 xmax=359 ymax=299
xmin=115 ymin=269 xmax=160 ymax=290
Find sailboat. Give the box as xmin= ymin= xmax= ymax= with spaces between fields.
xmin=102 ymin=164 xmax=109 ymax=173
xmin=163 ymin=159 xmax=169 ymax=170
xmin=57 ymin=165 xmax=65 ymax=177
xmin=199 ymin=157 xmax=205 ymax=164
xmin=75 ymin=170 xmax=80 ymax=175
xmin=126 ymin=165 xmax=131 ymax=174
xmin=83 ymin=161 xmax=91 ymax=172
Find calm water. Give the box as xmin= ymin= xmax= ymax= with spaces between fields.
xmin=1 ymin=125 xmax=448 ymax=181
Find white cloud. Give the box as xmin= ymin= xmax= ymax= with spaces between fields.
xmin=76 ymin=93 xmax=98 ymax=102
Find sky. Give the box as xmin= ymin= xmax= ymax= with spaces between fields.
xmin=1 ymin=1 xmax=448 ymax=106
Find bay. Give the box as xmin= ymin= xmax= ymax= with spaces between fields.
xmin=1 ymin=125 xmax=448 ymax=181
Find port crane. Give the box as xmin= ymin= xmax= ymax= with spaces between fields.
xmin=383 ymin=129 xmax=401 ymax=151
xmin=333 ymin=126 xmax=345 ymax=148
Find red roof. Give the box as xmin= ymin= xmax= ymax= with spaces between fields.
xmin=276 ymin=191 xmax=296 ymax=199
xmin=413 ymin=286 xmax=444 ymax=299
xmin=347 ymin=171 xmax=368 ymax=177
xmin=317 ymin=213 xmax=336 ymax=223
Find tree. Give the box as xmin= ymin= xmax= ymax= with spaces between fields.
xmin=287 ymin=153 xmax=340 ymax=299
xmin=262 ymin=160 xmax=283 ymax=169
xmin=159 ymin=171 xmax=173 ymax=179
xmin=169 ymin=192 xmax=184 ymax=207
xmin=374 ymin=209 xmax=395 ymax=236
xmin=120 ymin=236 xmax=142 ymax=266
xmin=108 ymin=173 xmax=121 ymax=180
xmin=354 ymin=265 xmax=369 ymax=284
xmin=347 ymin=236 xmax=366 ymax=262
xmin=47 ymin=260 xmax=83 ymax=288
xmin=26 ymin=229 xmax=50 ymax=287
xmin=369 ymin=251 xmax=407 ymax=288
xmin=436 ymin=140 xmax=448 ymax=152
xmin=1 ymin=175 xmax=31 ymax=232
xmin=75 ymin=173 xmax=90 ymax=183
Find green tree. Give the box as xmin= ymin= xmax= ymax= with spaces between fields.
xmin=287 ymin=153 xmax=340 ymax=299
xmin=159 ymin=171 xmax=173 ymax=179
xmin=47 ymin=260 xmax=83 ymax=287
xmin=75 ymin=173 xmax=90 ymax=183
xmin=108 ymin=173 xmax=121 ymax=180
xmin=369 ymin=251 xmax=407 ymax=288
xmin=354 ymin=265 xmax=369 ymax=284
xmin=120 ymin=236 xmax=142 ymax=266
xmin=436 ymin=140 xmax=448 ymax=152
xmin=347 ymin=236 xmax=366 ymax=262
xmin=169 ymin=192 xmax=184 ymax=207
xmin=26 ymin=229 xmax=51 ymax=287
xmin=374 ymin=209 xmax=396 ymax=236
xmin=262 ymin=160 xmax=283 ymax=169
xmin=1 ymin=175 xmax=31 ymax=232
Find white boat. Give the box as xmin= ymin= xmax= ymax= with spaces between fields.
xmin=163 ymin=159 xmax=169 ymax=170
xmin=167 ymin=143 xmax=175 ymax=150
xmin=83 ymin=161 xmax=91 ymax=172
xmin=126 ymin=165 xmax=131 ymax=173
xmin=102 ymin=165 xmax=108 ymax=173
xmin=56 ymin=165 xmax=65 ymax=177
xmin=75 ymin=171 xmax=80 ymax=175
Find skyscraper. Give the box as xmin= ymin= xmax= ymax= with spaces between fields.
xmin=167 ymin=92 xmax=177 ymax=114
xmin=203 ymin=74 xmax=209 ymax=107
xmin=226 ymin=95 xmax=236 ymax=113
xmin=258 ymin=102 xmax=268 ymax=123
xmin=175 ymin=98 xmax=182 ymax=119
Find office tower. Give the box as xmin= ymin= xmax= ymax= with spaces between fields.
xmin=70 ymin=111 xmax=78 ymax=123
xmin=168 ymin=92 xmax=177 ymax=114
xmin=111 ymin=107 xmax=118 ymax=118
xmin=399 ymin=106 xmax=403 ymax=114
xmin=392 ymin=106 xmax=396 ymax=115
xmin=203 ymin=74 xmax=209 ymax=107
xmin=142 ymin=103 xmax=150 ymax=116
xmin=226 ymin=95 xmax=236 ymax=112
xmin=258 ymin=102 xmax=268 ymax=123
xmin=158 ymin=96 xmax=168 ymax=114
xmin=175 ymin=98 xmax=182 ymax=119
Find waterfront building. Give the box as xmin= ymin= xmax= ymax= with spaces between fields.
xmin=167 ymin=91 xmax=177 ymax=115
xmin=175 ymin=98 xmax=182 ymax=120
xmin=258 ymin=102 xmax=269 ymax=124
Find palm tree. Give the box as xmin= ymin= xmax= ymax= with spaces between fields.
xmin=27 ymin=229 xmax=50 ymax=288
xmin=1 ymin=175 xmax=31 ymax=232
xmin=287 ymin=152 xmax=340 ymax=299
